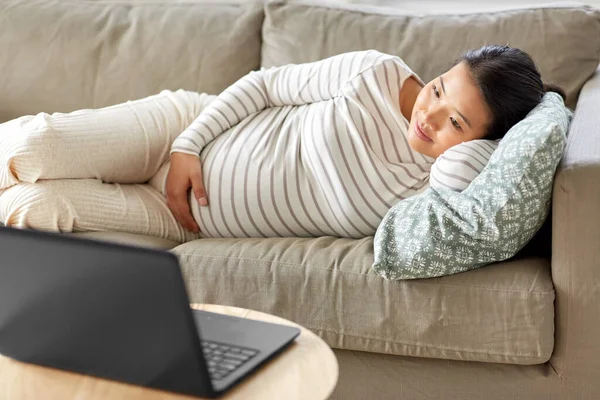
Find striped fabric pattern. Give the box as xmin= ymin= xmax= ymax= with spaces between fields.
xmin=430 ymin=139 xmax=500 ymax=192
xmin=171 ymin=50 xmax=436 ymax=239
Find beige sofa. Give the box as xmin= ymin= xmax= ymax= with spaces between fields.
xmin=2 ymin=0 xmax=600 ymax=398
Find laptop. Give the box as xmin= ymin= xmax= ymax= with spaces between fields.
xmin=0 ymin=225 xmax=300 ymax=398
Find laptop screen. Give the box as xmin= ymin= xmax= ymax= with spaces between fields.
xmin=0 ymin=226 xmax=214 ymax=397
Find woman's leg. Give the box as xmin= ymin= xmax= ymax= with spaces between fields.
xmin=0 ymin=179 xmax=199 ymax=243
xmin=0 ymin=89 xmax=216 ymax=241
xmin=0 ymin=89 xmax=215 ymax=190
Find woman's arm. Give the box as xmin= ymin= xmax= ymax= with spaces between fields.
xmin=429 ymin=139 xmax=500 ymax=192
xmin=170 ymin=50 xmax=396 ymax=156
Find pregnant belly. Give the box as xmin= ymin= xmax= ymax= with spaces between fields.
xmin=187 ymin=160 xmax=396 ymax=239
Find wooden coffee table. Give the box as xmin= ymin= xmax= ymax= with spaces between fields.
xmin=0 ymin=304 xmax=339 ymax=399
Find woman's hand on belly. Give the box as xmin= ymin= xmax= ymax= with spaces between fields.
xmin=166 ymin=152 xmax=208 ymax=233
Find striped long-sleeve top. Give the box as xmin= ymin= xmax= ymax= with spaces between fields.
xmin=170 ymin=50 xmax=437 ymax=239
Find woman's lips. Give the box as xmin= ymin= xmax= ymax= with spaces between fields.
xmin=415 ymin=121 xmax=433 ymax=142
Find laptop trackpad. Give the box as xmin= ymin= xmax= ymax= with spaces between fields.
xmin=191 ymin=309 xmax=300 ymax=354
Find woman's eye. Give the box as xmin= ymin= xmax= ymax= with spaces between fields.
xmin=433 ymin=85 xmax=440 ymax=98
xmin=450 ymin=117 xmax=461 ymax=130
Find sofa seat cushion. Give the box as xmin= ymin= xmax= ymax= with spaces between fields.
xmin=171 ymin=237 xmax=555 ymax=365
xmin=68 ymin=231 xmax=180 ymax=250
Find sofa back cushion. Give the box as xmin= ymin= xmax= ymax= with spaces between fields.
xmin=262 ymin=0 xmax=600 ymax=110
xmin=0 ymin=0 xmax=263 ymax=123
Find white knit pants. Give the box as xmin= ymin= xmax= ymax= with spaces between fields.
xmin=0 ymin=89 xmax=216 ymax=243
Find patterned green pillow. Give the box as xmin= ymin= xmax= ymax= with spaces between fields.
xmin=373 ymin=92 xmax=572 ymax=280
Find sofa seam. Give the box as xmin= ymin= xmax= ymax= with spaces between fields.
xmin=299 ymin=325 xmax=549 ymax=359
xmin=557 ymin=184 xmax=571 ymax=375
xmin=176 ymin=252 xmax=555 ymax=295
xmin=549 ymin=359 xmax=564 ymax=378
xmin=272 ymin=0 xmax=598 ymax=20
xmin=38 ymin=0 xmax=248 ymax=5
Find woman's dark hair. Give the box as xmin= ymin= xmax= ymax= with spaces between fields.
xmin=452 ymin=44 xmax=566 ymax=140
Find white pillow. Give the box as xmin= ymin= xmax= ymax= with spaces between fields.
xmin=430 ymin=139 xmax=500 ymax=192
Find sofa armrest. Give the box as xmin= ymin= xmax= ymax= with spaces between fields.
xmin=550 ymin=66 xmax=600 ymax=389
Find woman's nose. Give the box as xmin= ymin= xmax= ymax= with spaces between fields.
xmin=422 ymin=111 xmax=439 ymax=131
xmin=423 ymin=102 xmax=446 ymax=130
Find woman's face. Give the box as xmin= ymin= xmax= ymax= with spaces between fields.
xmin=407 ymin=61 xmax=493 ymax=159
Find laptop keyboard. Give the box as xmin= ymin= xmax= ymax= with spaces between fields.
xmin=201 ymin=340 xmax=260 ymax=381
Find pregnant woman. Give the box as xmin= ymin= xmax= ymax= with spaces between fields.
xmin=0 ymin=45 xmax=565 ymax=243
